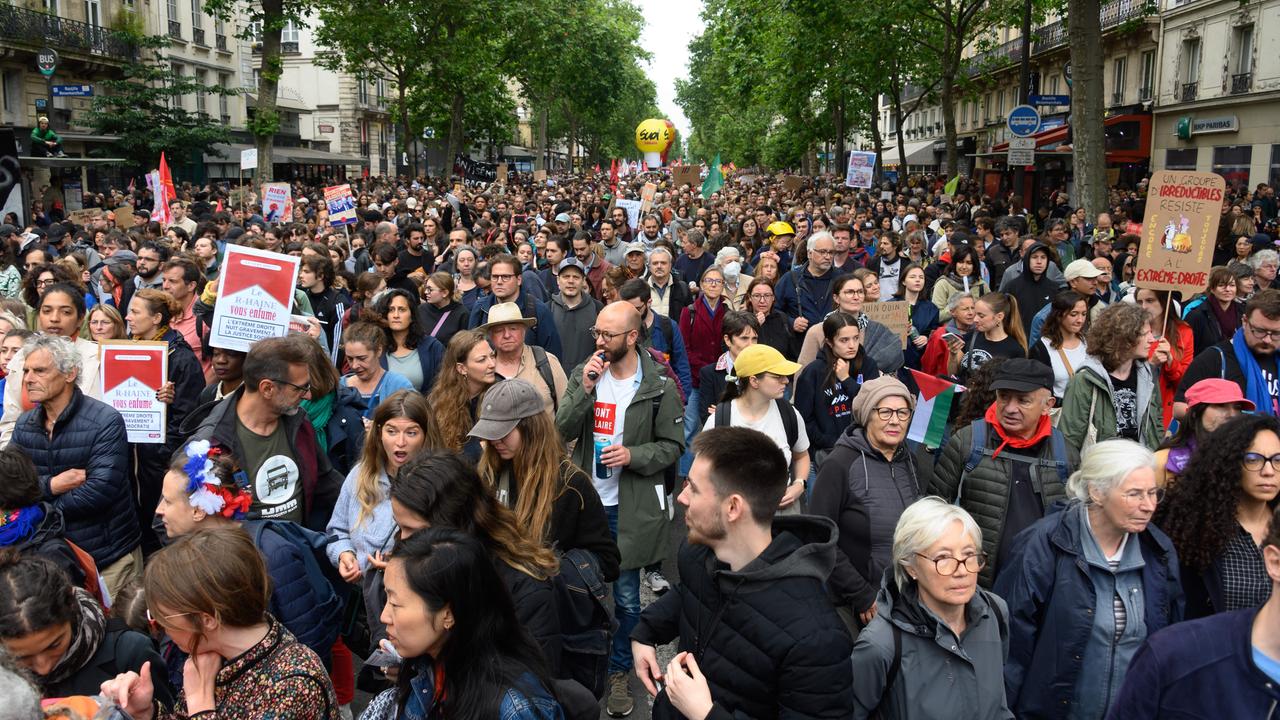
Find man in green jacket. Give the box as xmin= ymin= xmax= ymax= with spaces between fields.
xmin=30 ymin=116 xmax=65 ymax=158
xmin=556 ymin=300 xmax=684 ymax=717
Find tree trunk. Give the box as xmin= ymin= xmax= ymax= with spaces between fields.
xmin=940 ymin=31 xmax=960 ymax=176
xmin=568 ymin=115 xmax=578 ymax=175
xmin=252 ymin=0 xmax=283 ymax=187
xmin=446 ymin=91 xmax=464 ymax=173
xmin=834 ymin=91 xmax=846 ymax=178
xmin=868 ymin=95 xmax=885 ymax=184
xmin=1069 ymin=0 xmax=1107 ymax=217
xmin=535 ymin=104 xmax=548 ymax=172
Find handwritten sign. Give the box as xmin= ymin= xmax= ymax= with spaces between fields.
xmin=783 ymin=175 xmax=804 ymax=194
xmin=1135 ymin=170 xmax=1225 ymax=298
xmin=100 ymin=341 xmax=167 ymax=444
xmin=66 ymin=208 xmax=102 ymax=226
xmin=533 ymin=169 xmax=548 ymax=183
xmin=640 ymin=182 xmax=657 ymax=213
xmin=496 ymin=163 xmax=508 ymax=184
xmin=615 ymin=199 xmax=642 ymax=230
xmin=862 ymin=300 xmax=912 ymax=346
xmin=673 ymin=166 xmax=699 ymax=188
xmin=113 ymin=206 xmax=136 ymax=229
xmin=210 ymin=245 xmax=301 ymax=352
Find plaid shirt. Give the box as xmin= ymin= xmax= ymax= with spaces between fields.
xmin=1220 ymin=524 xmax=1272 ymax=611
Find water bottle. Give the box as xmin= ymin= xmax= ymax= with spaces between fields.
xmin=594 ymin=436 xmax=611 ymax=480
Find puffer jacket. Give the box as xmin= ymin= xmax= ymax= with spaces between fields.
xmin=927 ymin=419 xmax=1077 ymax=586
xmin=1058 ymin=357 xmax=1163 ymax=452
xmin=994 ymin=501 xmax=1184 ymax=719
xmin=13 ymin=388 xmax=138 ymax=567
xmin=245 ymin=520 xmax=341 ymax=664
xmin=632 ymin=515 xmax=854 ymax=719
xmin=851 ymin=573 xmax=1012 ymax=720
xmin=811 ymin=426 xmax=921 ymax=613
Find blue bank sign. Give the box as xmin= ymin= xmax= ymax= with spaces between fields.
xmin=1007 ymin=105 xmax=1042 ymax=138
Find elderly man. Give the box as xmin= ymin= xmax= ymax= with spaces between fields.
xmin=646 ymin=247 xmax=692 ymax=320
xmin=928 ymin=358 xmax=1078 ymax=588
xmin=774 ymin=231 xmax=838 ymax=339
xmin=468 ymin=253 xmax=563 ymax=356
xmin=11 ymin=334 xmax=138 ymax=595
xmin=483 ymin=301 xmax=567 ymax=413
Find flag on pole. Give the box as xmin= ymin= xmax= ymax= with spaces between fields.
xmin=701 ymin=153 xmax=723 ymax=200
xmin=150 ymin=153 xmax=176 ymax=226
xmin=944 ymin=175 xmax=961 ymax=196
xmin=609 ymin=158 xmax=619 ymax=192
xmin=906 ymin=369 xmax=964 ymax=450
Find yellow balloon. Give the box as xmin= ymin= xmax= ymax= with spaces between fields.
xmin=635 ymin=118 xmax=672 ymax=154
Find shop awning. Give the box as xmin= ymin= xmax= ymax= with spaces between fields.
xmin=881 ymin=139 xmax=937 ymax=167
xmin=205 ymin=143 xmax=368 ymax=166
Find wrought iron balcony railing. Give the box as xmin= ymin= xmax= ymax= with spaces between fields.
xmin=0 ymin=3 xmax=136 ymax=61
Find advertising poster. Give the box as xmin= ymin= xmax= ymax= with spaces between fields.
xmin=324 ymin=184 xmax=357 ymax=228
xmin=845 ymin=151 xmax=876 ymax=189
xmin=261 ymin=182 xmax=292 ymax=223
xmin=100 ymin=341 xmax=167 ymax=444
xmin=1136 ymin=170 xmax=1226 ymax=298
xmin=210 ymin=245 xmax=301 ymax=352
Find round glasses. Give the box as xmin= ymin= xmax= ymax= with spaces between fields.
xmin=915 ymin=553 xmax=987 ymax=576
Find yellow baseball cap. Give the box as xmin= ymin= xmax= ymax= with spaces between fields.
xmin=767 ymin=221 xmax=796 ymax=237
xmin=733 ymin=344 xmax=802 ymax=379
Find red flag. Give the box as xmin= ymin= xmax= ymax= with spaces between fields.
xmin=609 ymin=158 xmax=619 ymax=192
xmin=159 ymin=152 xmax=175 ymax=201
xmin=215 ymin=198 xmax=224 ymax=212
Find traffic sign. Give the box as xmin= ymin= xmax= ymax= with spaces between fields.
xmin=1008 ymin=137 xmax=1035 ymax=166
xmin=36 ymin=48 xmax=58 ymax=77
xmin=52 ymin=84 xmax=93 ymax=97
xmin=1007 ymin=105 xmax=1042 ymax=138
xmin=1029 ymin=94 xmax=1070 ymax=107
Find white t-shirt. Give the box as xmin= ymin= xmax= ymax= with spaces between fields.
xmin=592 ymin=366 xmax=640 ymax=505
xmin=702 ymin=399 xmax=811 ymax=472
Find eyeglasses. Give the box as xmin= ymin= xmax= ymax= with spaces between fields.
xmin=840 ymin=288 xmax=866 ymax=296
xmin=588 ymin=327 xmax=628 ymax=342
xmin=749 ymin=293 xmax=774 ymax=301
xmin=1245 ymin=321 xmax=1280 ymax=342
xmin=1242 ymin=452 xmax=1280 ymax=471
xmin=809 ymin=248 xmax=834 ymax=256
xmin=1117 ymin=488 xmax=1166 ymax=504
xmin=146 ymin=609 xmax=192 ymax=625
xmin=490 ymin=273 xmax=517 ymax=282
xmin=915 ymin=552 xmax=987 ymax=576
xmin=273 ymin=378 xmax=312 ymax=395
xmin=873 ymin=407 xmax=912 ymax=422
xmin=701 ymin=278 xmax=724 ymax=286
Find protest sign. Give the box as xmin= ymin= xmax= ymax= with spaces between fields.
xmin=1135 ymin=170 xmax=1225 ymax=298
xmin=241 ymin=148 xmax=258 ymax=170
xmin=534 ymin=169 xmax=548 ymax=183
xmin=496 ymin=163 xmax=508 ymax=184
xmin=210 ymin=245 xmax=301 ymax=352
xmin=640 ymin=182 xmax=657 ymax=213
xmin=453 ymin=154 xmax=498 ymax=183
xmin=845 ymin=151 xmax=876 ymax=189
xmin=323 ymin=184 xmax=357 ymax=228
xmin=66 ymin=208 xmax=102 ymax=226
xmin=100 ymin=341 xmax=167 ymax=444
xmin=862 ymin=300 xmax=912 ymax=345
xmin=113 ymin=206 xmax=136 ymax=229
xmin=783 ymin=176 xmax=804 ymax=194
xmin=615 ymin=198 xmax=642 ymax=230
xmin=674 ymin=165 xmax=699 ymax=188
xmin=261 ymin=182 xmax=292 ymax=223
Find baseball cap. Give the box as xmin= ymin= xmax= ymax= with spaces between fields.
xmin=468 ymin=379 xmax=545 ymax=440
xmin=988 ymin=358 xmax=1055 ymax=393
xmin=859 ymin=220 xmax=876 ymax=231
xmin=766 ymin=221 xmax=795 ymax=237
xmin=1064 ymin=259 xmax=1104 ymax=281
xmin=554 ymin=212 xmax=572 ymax=223
xmin=732 ymin=344 xmax=802 ymax=379
xmin=557 ymin=257 xmax=587 ymax=275
xmin=624 ymin=242 xmax=647 ymax=256
xmin=1184 ymin=378 xmax=1254 ymax=412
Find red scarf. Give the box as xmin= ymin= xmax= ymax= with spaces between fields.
xmin=984 ymin=403 xmax=1053 ymax=458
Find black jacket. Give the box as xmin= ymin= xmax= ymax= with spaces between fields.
xmin=417 ymin=299 xmax=467 ymax=348
xmin=631 ymin=515 xmax=855 ymax=719
xmin=498 ymin=463 xmax=621 ymax=583
xmin=1002 ymin=243 xmax=1064 ymax=336
xmin=45 ymin=621 xmax=174 ymax=707
xmin=756 ymin=309 xmax=795 ymax=360
xmin=496 ymin=560 xmax=562 ymax=676
xmin=0 ymin=502 xmax=85 ymax=586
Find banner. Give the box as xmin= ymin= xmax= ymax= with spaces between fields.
xmin=453 ymin=154 xmax=497 ymax=183
xmin=210 ymin=245 xmax=301 ymax=352
xmin=100 ymin=341 xmax=168 ymax=444
xmin=323 ymin=184 xmax=357 ymax=228
xmin=1135 ymin=170 xmax=1226 ymax=298
xmin=261 ymin=182 xmax=292 ymax=224
xmin=862 ymin=300 xmax=912 ymax=345
xmin=845 ymin=151 xmax=876 ymax=188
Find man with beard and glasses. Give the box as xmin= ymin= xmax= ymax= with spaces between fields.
xmin=186 ymin=335 xmax=342 ymax=531
xmin=133 ymin=242 xmax=169 ymax=291
xmin=556 ymin=300 xmax=685 ymax=717
xmin=630 ymin=427 xmax=853 ymax=719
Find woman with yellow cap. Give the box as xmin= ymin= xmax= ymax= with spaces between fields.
xmin=702 ymin=343 xmax=810 ymax=513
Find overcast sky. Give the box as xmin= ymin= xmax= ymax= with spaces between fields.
xmin=642 ymin=0 xmax=703 ymax=143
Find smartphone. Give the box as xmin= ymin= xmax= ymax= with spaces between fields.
xmin=942 ymin=332 xmax=964 ymax=343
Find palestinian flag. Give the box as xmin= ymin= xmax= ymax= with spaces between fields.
xmin=907 ymin=369 xmax=963 ymax=449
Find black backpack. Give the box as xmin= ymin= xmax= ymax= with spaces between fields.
xmin=713 ymin=397 xmax=799 ymax=449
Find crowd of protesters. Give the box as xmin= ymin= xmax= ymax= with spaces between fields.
xmin=0 ymin=166 xmax=1279 ymax=719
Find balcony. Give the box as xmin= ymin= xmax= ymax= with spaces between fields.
xmin=215 ymin=33 xmax=227 ymax=51
xmin=965 ymin=0 xmax=1154 ymax=77
xmin=168 ymin=19 xmax=182 ymax=39
xmin=1180 ymin=82 xmax=1197 ymax=101
xmin=1139 ymin=86 xmax=1153 ymax=101
xmin=1231 ymin=72 xmax=1252 ymax=94
xmin=0 ymin=3 xmax=136 ymax=61
xmin=193 ymin=27 xmax=206 ymax=46
xmin=281 ymin=41 xmax=299 ymax=54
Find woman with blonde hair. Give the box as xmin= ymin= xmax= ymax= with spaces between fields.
xmin=86 ymin=303 xmax=126 ymax=342
xmin=472 ymin=379 xmax=619 ymax=579
xmin=427 ymin=329 xmax=495 ymax=461
xmin=952 ymin=291 xmax=1027 ymax=383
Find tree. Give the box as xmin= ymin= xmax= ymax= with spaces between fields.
xmin=86 ymin=32 xmax=233 ymax=172
xmin=1068 ymin=0 xmax=1107 ymax=218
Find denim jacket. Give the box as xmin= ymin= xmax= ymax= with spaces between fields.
xmin=359 ymin=659 xmax=564 ymax=720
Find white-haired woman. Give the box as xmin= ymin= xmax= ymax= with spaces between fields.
xmin=714 ymin=245 xmax=752 ymax=310
xmin=1250 ymin=248 xmax=1279 ymax=292
xmin=850 ymin=497 xmax=1011 ymax=719
xmin=993 ymin=439 xmax=1185 ymax=720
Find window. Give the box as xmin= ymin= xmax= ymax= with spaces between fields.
xmin=357 ymin=78 xmax=368 ymax=105
xmin=170 ymin=63 xmax=184 ymax=108
xmin=1140 ymin=50 xmax=1155 ymax=100
xmin=984 ymin=92 xmax=992 ymax=120
xmin=167 ymin=0 xmax=178 ymax=25
xmin=43 ymin=0 xmax=57 ymax=15
xmin=281 ymin=19 xmax=299 ymax=44
xmin=1182 ymin=38 xmax=1201 ymax=83
xmin=1049 ymin=75 xmax=1059 ymax=95
xmin=1166 ymin=148 xmax=1198 ymax=170
xmin=376 ymin=77 xmax=385 ymax=104
xmin=1234 ymin=25 xmax=1253 ymax=75
xmin=1271 ymin=146 xmax=1280 ymax=190
xmin=251 ymin=68 xmax=260 ymax=89
xmin=190 ymin=0 xmax=201 ymax=29
xmin=1112 ymin=57 xmax=1127 ymax=103
xmin=248 ymin=20 xmax=261 ymax=41
xmin=218 ymin=73 xmax=230 ymax=122
xmin=83 ymin=0 xmax=100 ymax=27
xmin=1 ymin=70 xmax=20 ymax=121
xmin=195 ymin=69 xmax=207 ymax=116
xmin=1212 ymin=145 xmax=1252 ymax=193
xmin=970 ymin=99 xmax=978 ymax=124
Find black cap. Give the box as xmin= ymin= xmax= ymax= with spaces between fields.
xmin=988 ymin=358 xmax=1055 ymax=393
xmin=859 ymin=220 xmax=876 ymax=231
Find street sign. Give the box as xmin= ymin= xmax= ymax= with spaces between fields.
xmin=36 ymin=48 xmax=58 ymax=77
xmin=1008 ymin=137 xmax=1035 ymax=166
xmin=1064 ymin=62 xmax=1073 ymax=87
xmin=1029 ymin=94 xmax=1070 ymax=107
xmin=1007 ymin=105 xmax=1042 ymax=138
xmin=52 ymin=84 xmax=93 ymax=97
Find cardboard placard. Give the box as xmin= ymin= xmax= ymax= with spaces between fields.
xmin=862 ymin=300 xmax=912 ymax=346
xmin=1135 ymin=170 xmax=1226 ymax=298
xmin=261 ymin=182 xmax=292 ymax=223
xmin=674 ymin=165 xmax=699 ymax=188
xmin=66 ymin=208 xmax=103 ymax=226
xmin=113 ymin=206 xmax=136 ymax=229
xmin=783 ymin=175 xmax=804 ymax=193
xmin=210 ymin=245 xmax=302 ymax=352
xmin=229 ymin=186 xmax=250 ymax=208
xmin=496 ymin=163 xmax=508 ymax=184
xmin=640 ymin=182 xmax=657 ymax=213
xmin=533 ymin=170 xmax=547 ymax=183
xmin=100 ymin=341 xmax=168 ymax=444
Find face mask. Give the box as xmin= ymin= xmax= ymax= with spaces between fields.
xmin=723 ymin=261 xmax=741 ymax=282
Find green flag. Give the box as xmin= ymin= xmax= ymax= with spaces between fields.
xmin=701 ymin=154 xmax=723 ymax=200
xmin=944 ymin=175 xmax=960 ymax=196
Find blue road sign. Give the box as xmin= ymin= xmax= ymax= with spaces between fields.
xmin=52 ymin=84 xmax=93 ymax=97
xmin=1007 ymin=105 xmax=1042 ymax=138
xmin=1029 ymin=94 xmax=1070 ymax=106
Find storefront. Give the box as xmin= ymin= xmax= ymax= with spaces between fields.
xmin=1152 ymin=102 xmax=1280 ymax=197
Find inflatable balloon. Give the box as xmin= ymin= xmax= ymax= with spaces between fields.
xmin=635 ymin=118 xmax=675 ymax=168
